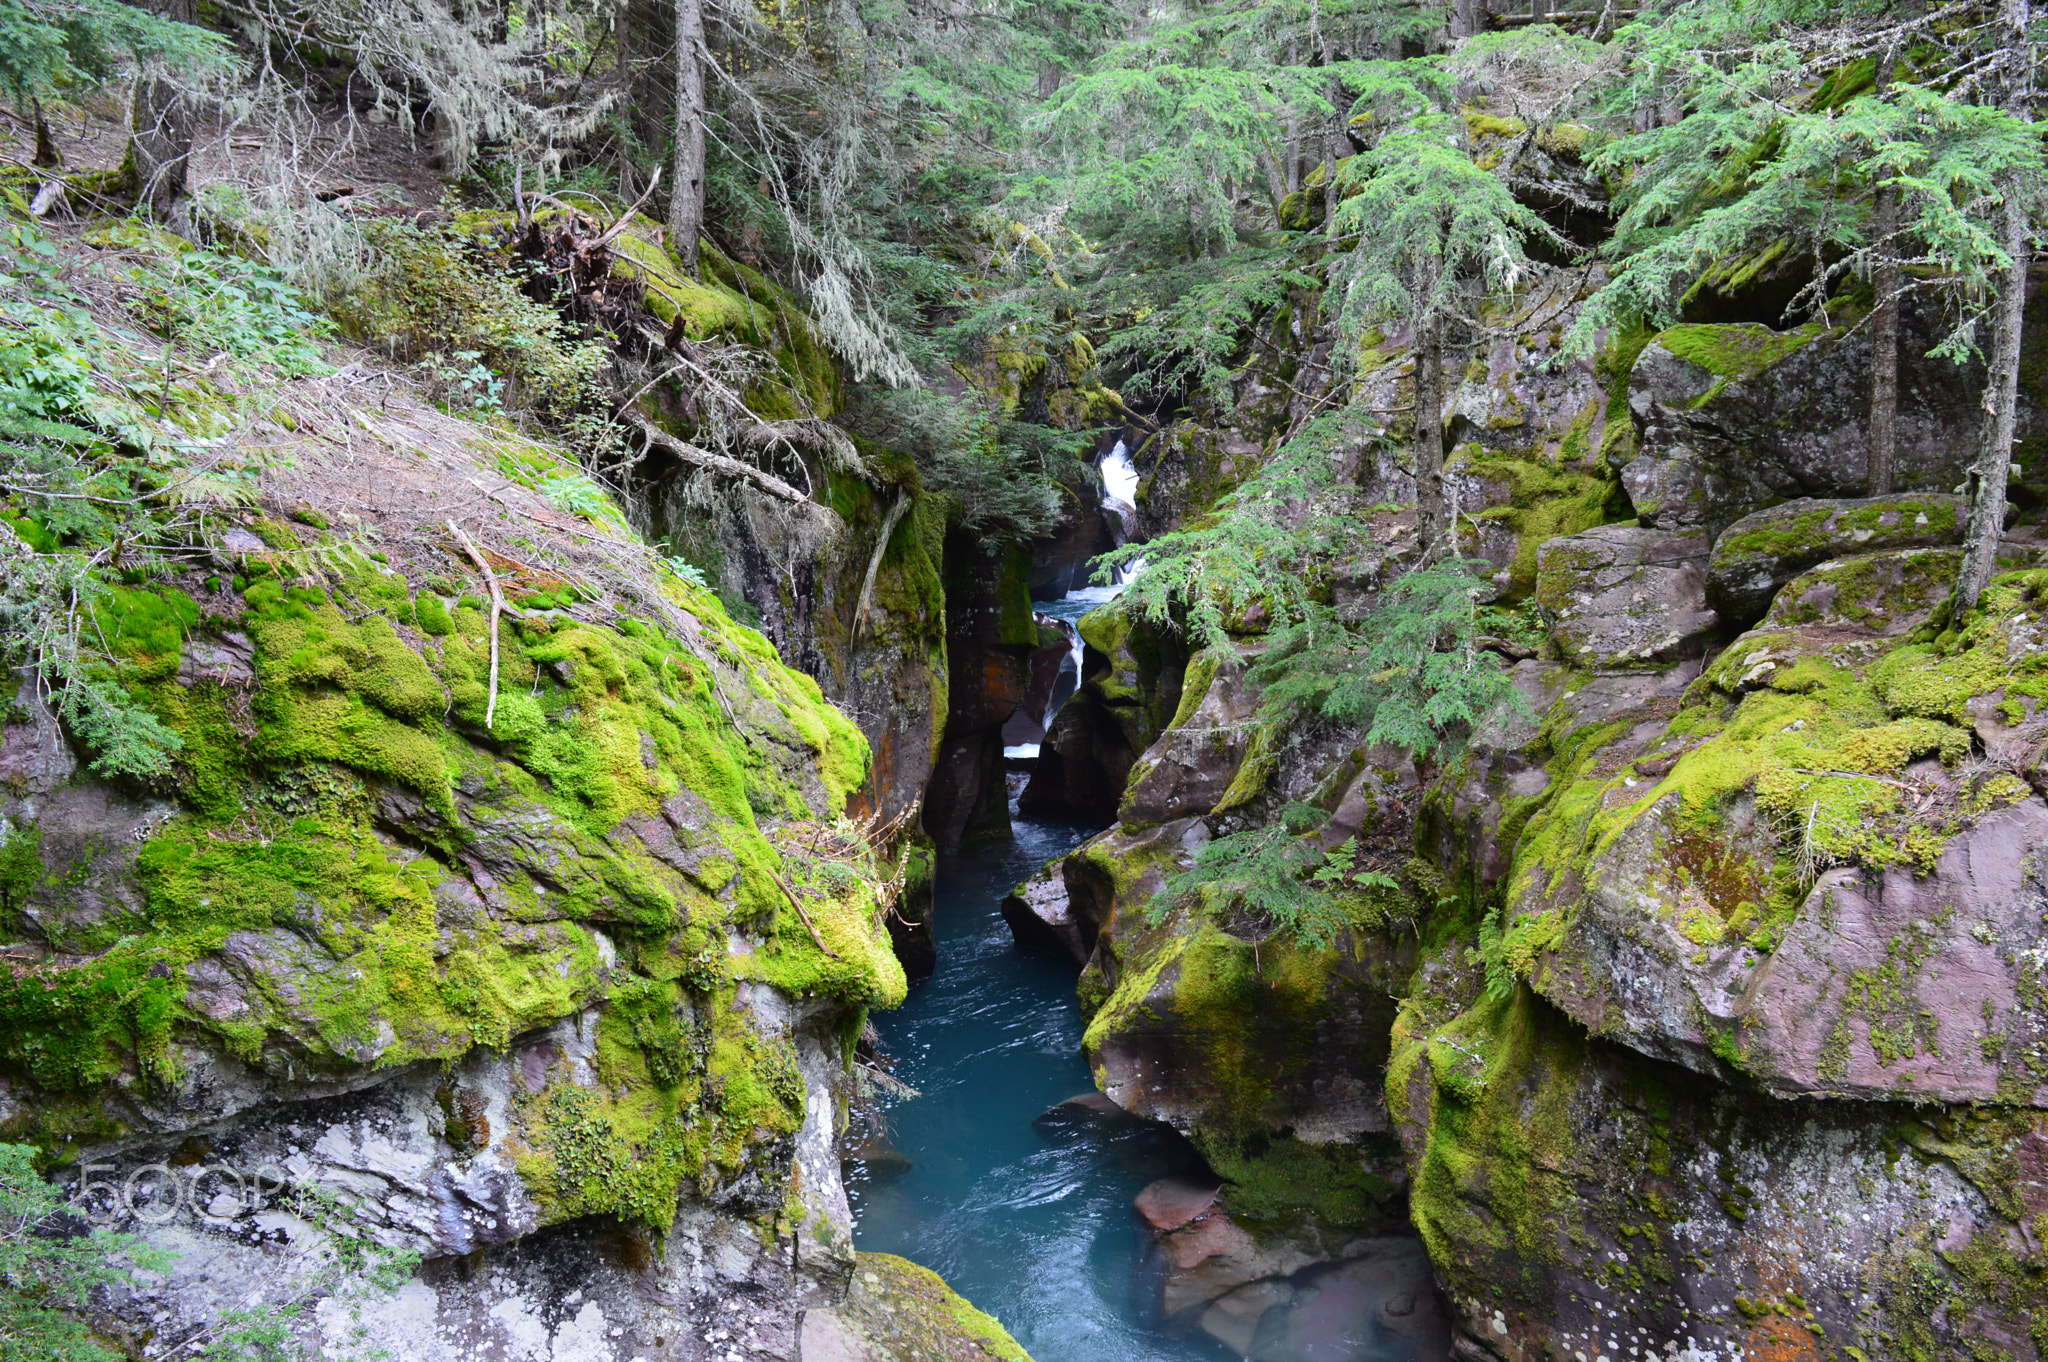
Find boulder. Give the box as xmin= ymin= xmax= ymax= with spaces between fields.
xmin=1015 ymin=690 xmax=1130 ymax=823
xmin=841 ymin=1140 xmax=913 ymax=1180
xmin=1075 ymin=820 xmax=1411 ymax=1146
xmin=1622 ymin=312 xmax=2015 ymax=536
xmin=1706 ymin=493 xmax=1968 ymax=624
xmin=1119 ymin=651 xmax=1259 ymax=824
xmin=1388 ymin=970 xmax=2048 ymax=1362
xmin=1535 ymin=524 xmax=1720 ymax=667
xmin=797 ymin=1253 xmax=1031 ymax=1362
xmin=1516 ymin=554 xmax=2048 ymax=1105
xmin=1031 ymin=1090 xmax=1143 ymax=1135
xmin=1758 ymin=545 xmax=1963 ymax=636
xmin=1205 ymin=1246 xmax=1451 ymax=1362
xmin=1134 ymin=1180 xmax=1447 ymax=1362
xmin=999 ymin=858 xmax=1094 ymax=966
xmin=1135 ymin=1173 xmax=1224 ymax=1233
xmin=928 ymin=534 xmax=1038 ymax=850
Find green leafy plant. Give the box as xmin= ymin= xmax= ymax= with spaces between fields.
xmin=0 ymin=1142 xmax=162 ymax=1362
xmin=662 ymin=556 xmax=709 ymax=589
xmin=326 ymin=218 xmax=605 ymax=424
xmin=130 ymin=249 xmax=333 ymax=377
xmin=1102 ymin=410 xmax=1369 ymax=649
xmin=1252 ymin=558 xmax=1529 ymax=760
xmin=1147 ymin=802 xmax=1394 ymax=952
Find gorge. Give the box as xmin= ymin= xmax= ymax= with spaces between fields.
xmin=0 ymin=3 xmax=2045 ymax=1361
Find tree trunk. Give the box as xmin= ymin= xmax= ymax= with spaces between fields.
xmin=1284 ymin=40 xmax=1300 ymax=193
xmin=1413 ymin=312 xmax=1447 ymax=558
xmin=1957 ymin=0 xmax=2035 ymax=612
xmin=1868 ymin=41 xmax=1901 ymax=496
xmin=124 ymin=0 xmax=197 ymax=220
xmin=31 ymin=100 xmax=60 ymax=169
xmin=1957 ymin=185 xmax=2030 ymax=611
xmin=1868 ymin=1 xmax=1922 ymax=495
xmin=1258 ymin=146 xmax=1288 ymax=217
xmin=668 ymin=0 xmax=707 ymax=278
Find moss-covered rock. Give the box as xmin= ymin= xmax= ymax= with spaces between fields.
xmin=1706 ymin=493 xmax=1969 ymax=624
xmin=1499 ymin=563 xmax=2048 ymax=1105
xmin=1625 ymin=310 xmax=2004 ymax=536
xmin=0 ymin=362 xmax=916 ymax=1354
xmin=1389 ymin=964 xmax=2048 ymax=1362
xmin=1535 ymin=524 xmax=1722 ymax=668
xmin=1066 ymin=807 xmax=1416 ymax=1236
xmin=799 ymin=1253 xmax=1034 ymax=1361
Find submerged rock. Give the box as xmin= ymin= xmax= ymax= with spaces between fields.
xmin=842 ymin=1140 xmax=913 ymax=1180
xmin=1131 ymin=1174 xmax=1449 ymax=1362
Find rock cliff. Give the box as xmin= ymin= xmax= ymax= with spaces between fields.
xmin=1004 ymin=271 xmax=2048 ymax=1360
xmin=0 ymin=218 xmax=1018 ymax=1361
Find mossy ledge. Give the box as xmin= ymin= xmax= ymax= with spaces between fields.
xmin=0 ymin=424 xmax=902 ymax=1240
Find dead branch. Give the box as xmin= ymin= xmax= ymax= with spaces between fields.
xmin=851 ymin=488 xmax=912 ymax=643
xmin=769 ymin=869 xmax=841 ymax=959
xmin=447 ymin=519 xmax=505 ymax=730
xmin=628 ymin=416 xmax=810 ymax=504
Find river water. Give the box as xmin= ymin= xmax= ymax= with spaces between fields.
xmin=849 ymin=555 xmax=1231 ymax=1359
xmin=844 ymin=797 xmax=1234 ymax=1362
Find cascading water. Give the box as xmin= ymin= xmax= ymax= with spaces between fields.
xmin=1000 ymin=442 xmax=1147 ymax=761
xmin=1098 ymin=440 xmax=1146 ymax=584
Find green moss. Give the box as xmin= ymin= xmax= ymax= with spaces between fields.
xmin=1655 ymin=320 xmax=1830 ymax=406
xmin=601 ymin=219 xmax=838 ymax=420
xmin=0 ymin=947 xmax=182 ymax=1090
xmin=1718 ymin=497 xmax=1960 ymax=566
xmin=843 ymin=1253 xmax=1035 ymax=1362
xmin=1 ymin=551 xmax=900 ymax=1159
xmin=1168 ymin=650 xmax=1223 ymax=731
xmin=1842 ymin=921 xmax=1945 ymax=1066
xmin=1463 ymin=451 xmax=1619 ymax=601
xmin=1594 ymin=323 xmax=1655 ymax=469
xmin=1396 ymin=985 xmax=1597 ymax=1293
xmin=413 ymin=592 xmax=454 ymax=636
xmin=93 ymin=584 xmax=199 ymax=680
xmin=0 ymin=827 xmax=40 ymax=921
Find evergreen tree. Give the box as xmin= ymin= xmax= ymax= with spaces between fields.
xmin=1328 ymin=59 xmax=1543 ymax=555
xmin=1570 ymin=0 xmax=2044 ymax=514
xmin=1958 ymin=0 xmax=2042 ymax=610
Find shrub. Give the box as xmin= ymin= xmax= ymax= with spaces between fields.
xmin=326 ymin=218 xmax=605 ymax=421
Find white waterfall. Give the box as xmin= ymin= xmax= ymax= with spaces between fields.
xmin=1098 ymin=441 xmax=1146 ymax=585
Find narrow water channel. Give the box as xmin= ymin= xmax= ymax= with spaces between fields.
xmin=844 ymin=797 xmax=1234 ymax=1362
